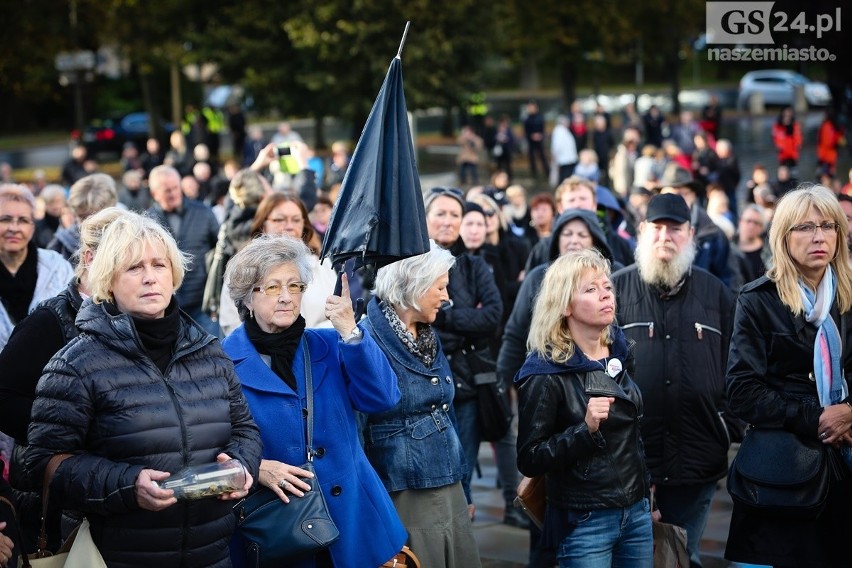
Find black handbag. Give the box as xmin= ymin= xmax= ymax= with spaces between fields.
xmin=233 ymin=343 xmax=340 ymax=566
xmin=727 ymin=427 xmax=830 ymax=519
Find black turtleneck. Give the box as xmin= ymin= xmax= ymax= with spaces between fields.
xmin=132 ymin=298 xmax=181 ymax=374
xmin=0 ymin=240 xmax=39 ymax=325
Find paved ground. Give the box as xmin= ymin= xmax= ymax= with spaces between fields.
xmin=470 ymin=443 xmax=743 ymax=568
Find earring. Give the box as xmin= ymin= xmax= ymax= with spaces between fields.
xmin=249 ymin=307 xmax=254 ymax=319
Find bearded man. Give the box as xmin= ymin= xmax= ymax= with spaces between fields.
xmin=612 ymin=193 xmax=735 ymax=568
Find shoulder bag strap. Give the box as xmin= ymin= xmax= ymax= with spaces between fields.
xmin=302 ymin=341 xmax=314 ymax=463
xmin=34 ymin=453 xmax=73 ymax=555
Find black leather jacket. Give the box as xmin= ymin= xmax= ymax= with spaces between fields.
xmin=516 ymin=327 xmax=650 ymax=510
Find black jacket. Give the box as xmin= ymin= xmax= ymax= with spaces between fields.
xmin=727 ymin=276 xmax=852 ymax=436
xmin=0 ymin=280 xmax=82 ymax=444
xmin=724 ymin=276 xmax=852 ymax=567
xmin=147 ymin=200 xmax=220 ymax=311
xmin=25 ymin=299 xmax=262 ymax=568
xmin=516 ymin=327 xmax=650 ymax=510
xmin=432 ymin=248 xmax=503 ymax=400
xmin=613 ymin=264 xmax=735 ymax=485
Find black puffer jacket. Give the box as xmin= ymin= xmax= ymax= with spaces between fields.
xmin=516 ymin=327 xmax=650 ymax=509
xmin=613 ymin=264 xmax=735 ymax=485
xmin=25 ymin=299 xmax=262 ymax=568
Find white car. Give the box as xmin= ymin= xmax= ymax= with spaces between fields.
xmin=737 ymin=70 xmax=832 ymax=109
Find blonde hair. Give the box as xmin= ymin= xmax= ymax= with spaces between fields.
xmin=527 ymin=248 xmax=613 ymax=364
xmin=767 ymin=185 xmax=852 ymax=315
xmin=88 ymin=212 xmax=188 ymax=305
xmin=74 ymin=207 xmax=128 ymax=280
xmin=555 ymin=176 xmax=596 ymax=207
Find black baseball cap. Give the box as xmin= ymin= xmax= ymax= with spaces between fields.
xmin=645 ymin=193 xmax=691 ymax=224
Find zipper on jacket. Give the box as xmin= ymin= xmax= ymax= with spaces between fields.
xmin=622 ymin=321 xmax=654 ymax=338
xmin=694 ymin=322 xmax=722 ymax=340
xmin=717 ymin=411 xmax=731 ymax=448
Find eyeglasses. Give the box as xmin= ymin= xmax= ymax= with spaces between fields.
xmin=0 ymin=216 xmax=34 ymax=228
xmin=253 ymin=282 xmax=308 ymax=296
xmin=482 ymin=209 xmax=496 ymax=217
xmin=789 ymin=222 xmax=839 ymax=234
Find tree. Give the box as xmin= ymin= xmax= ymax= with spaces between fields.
xmin=195 ymin=0 xmax=497 ymax=142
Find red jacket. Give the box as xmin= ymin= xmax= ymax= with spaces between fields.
xmin=817 ymin=120 xmax=843 ymax=167
xmin=772 ymin=122 xmax=802 ymax=163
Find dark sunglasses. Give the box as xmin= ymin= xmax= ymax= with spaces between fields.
xmin=429 ymin=187 xmax=464 ymax=199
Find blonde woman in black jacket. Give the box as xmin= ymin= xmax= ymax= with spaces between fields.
xmin=516 ymin=249 xmax=654 ymax=568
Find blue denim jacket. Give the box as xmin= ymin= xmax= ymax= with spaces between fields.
xmin=362 ymin=298 xmax=467 ymax=492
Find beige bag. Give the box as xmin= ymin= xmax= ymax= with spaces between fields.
xmin=19 ymin=518 xmax=105 ymax=568
xmin=652 ymin=521 xmax=689 ymax=568
xmin=17 ymin=454 xmax=106 ymax=568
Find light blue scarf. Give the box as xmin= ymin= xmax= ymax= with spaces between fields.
xmin=799 ymin=266 xmax=852 ymax=469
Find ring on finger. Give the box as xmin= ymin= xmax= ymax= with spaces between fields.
xmin=819 ymin=432 xmax=828 ymax=440
xmin=278 ymin=479 xmax=288 ymax=490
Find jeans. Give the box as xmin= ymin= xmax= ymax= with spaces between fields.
xmin=557 ymin=498 xmax=653 ymax=568
xmin=453 ymin=399 xmax=480 ymax=503
xmin=654 ymin=481 xmax=717 ymax=568
xmin=459 ymin=162 xmax=479 ymax=185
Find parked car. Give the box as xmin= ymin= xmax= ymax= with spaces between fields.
xmin=70 ymin=112 xmax=175 ymax=157
xmin=737 ymin=69 xmax=832 ymax=109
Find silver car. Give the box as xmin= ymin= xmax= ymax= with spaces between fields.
xmin=737 ymin=69 xmax=832 ymax=109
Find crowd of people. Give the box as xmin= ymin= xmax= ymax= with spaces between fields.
xmin=0 ymin=98 xmax=850 ymax=568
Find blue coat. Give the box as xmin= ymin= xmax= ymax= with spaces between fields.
xmin=223 ymin=324 xmax=407 ymax=568
xmin=362 ymin=298 xmax=467 ymax=492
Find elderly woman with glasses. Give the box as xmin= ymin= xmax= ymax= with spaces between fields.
xmin=725 ymin=185 xmax=852 ymax=568
xmin=217 ymin=193 xmax=338 ymax=336
xmin=221 ymin=234 xmax=407 ymax=568
xmin=0 ymin=184 xmax=73 ymax=351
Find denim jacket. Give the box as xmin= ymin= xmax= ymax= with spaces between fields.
xmin=362 ymin=298 xmax=467 ymax=492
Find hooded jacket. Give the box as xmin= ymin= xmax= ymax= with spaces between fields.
xmin=515 ymin=326 xmax=650 ymax=510
xmin=498 ymin=209 xmax=616 ymax=385
xmin=25 ymin=299 xmax=262 ymax=568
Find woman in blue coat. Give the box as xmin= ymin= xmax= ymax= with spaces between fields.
xmin=222 ymin=234 xmax=407 ymax=568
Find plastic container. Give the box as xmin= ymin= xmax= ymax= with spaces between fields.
xmin=155 ymin=459 xmax=246 ymax=500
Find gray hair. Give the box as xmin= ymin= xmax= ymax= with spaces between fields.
xmin=68 ymin=173 xmax=118 ymax=219
xmin=225 ymin=234 xmax=314 ymax=321
xmin=0 ymin=184 xmax=36 ymax=213
xmin=40 ymin=184 xmax=67 ymax=204
xmin=374 ymin=242 xmax=455 ymax=311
